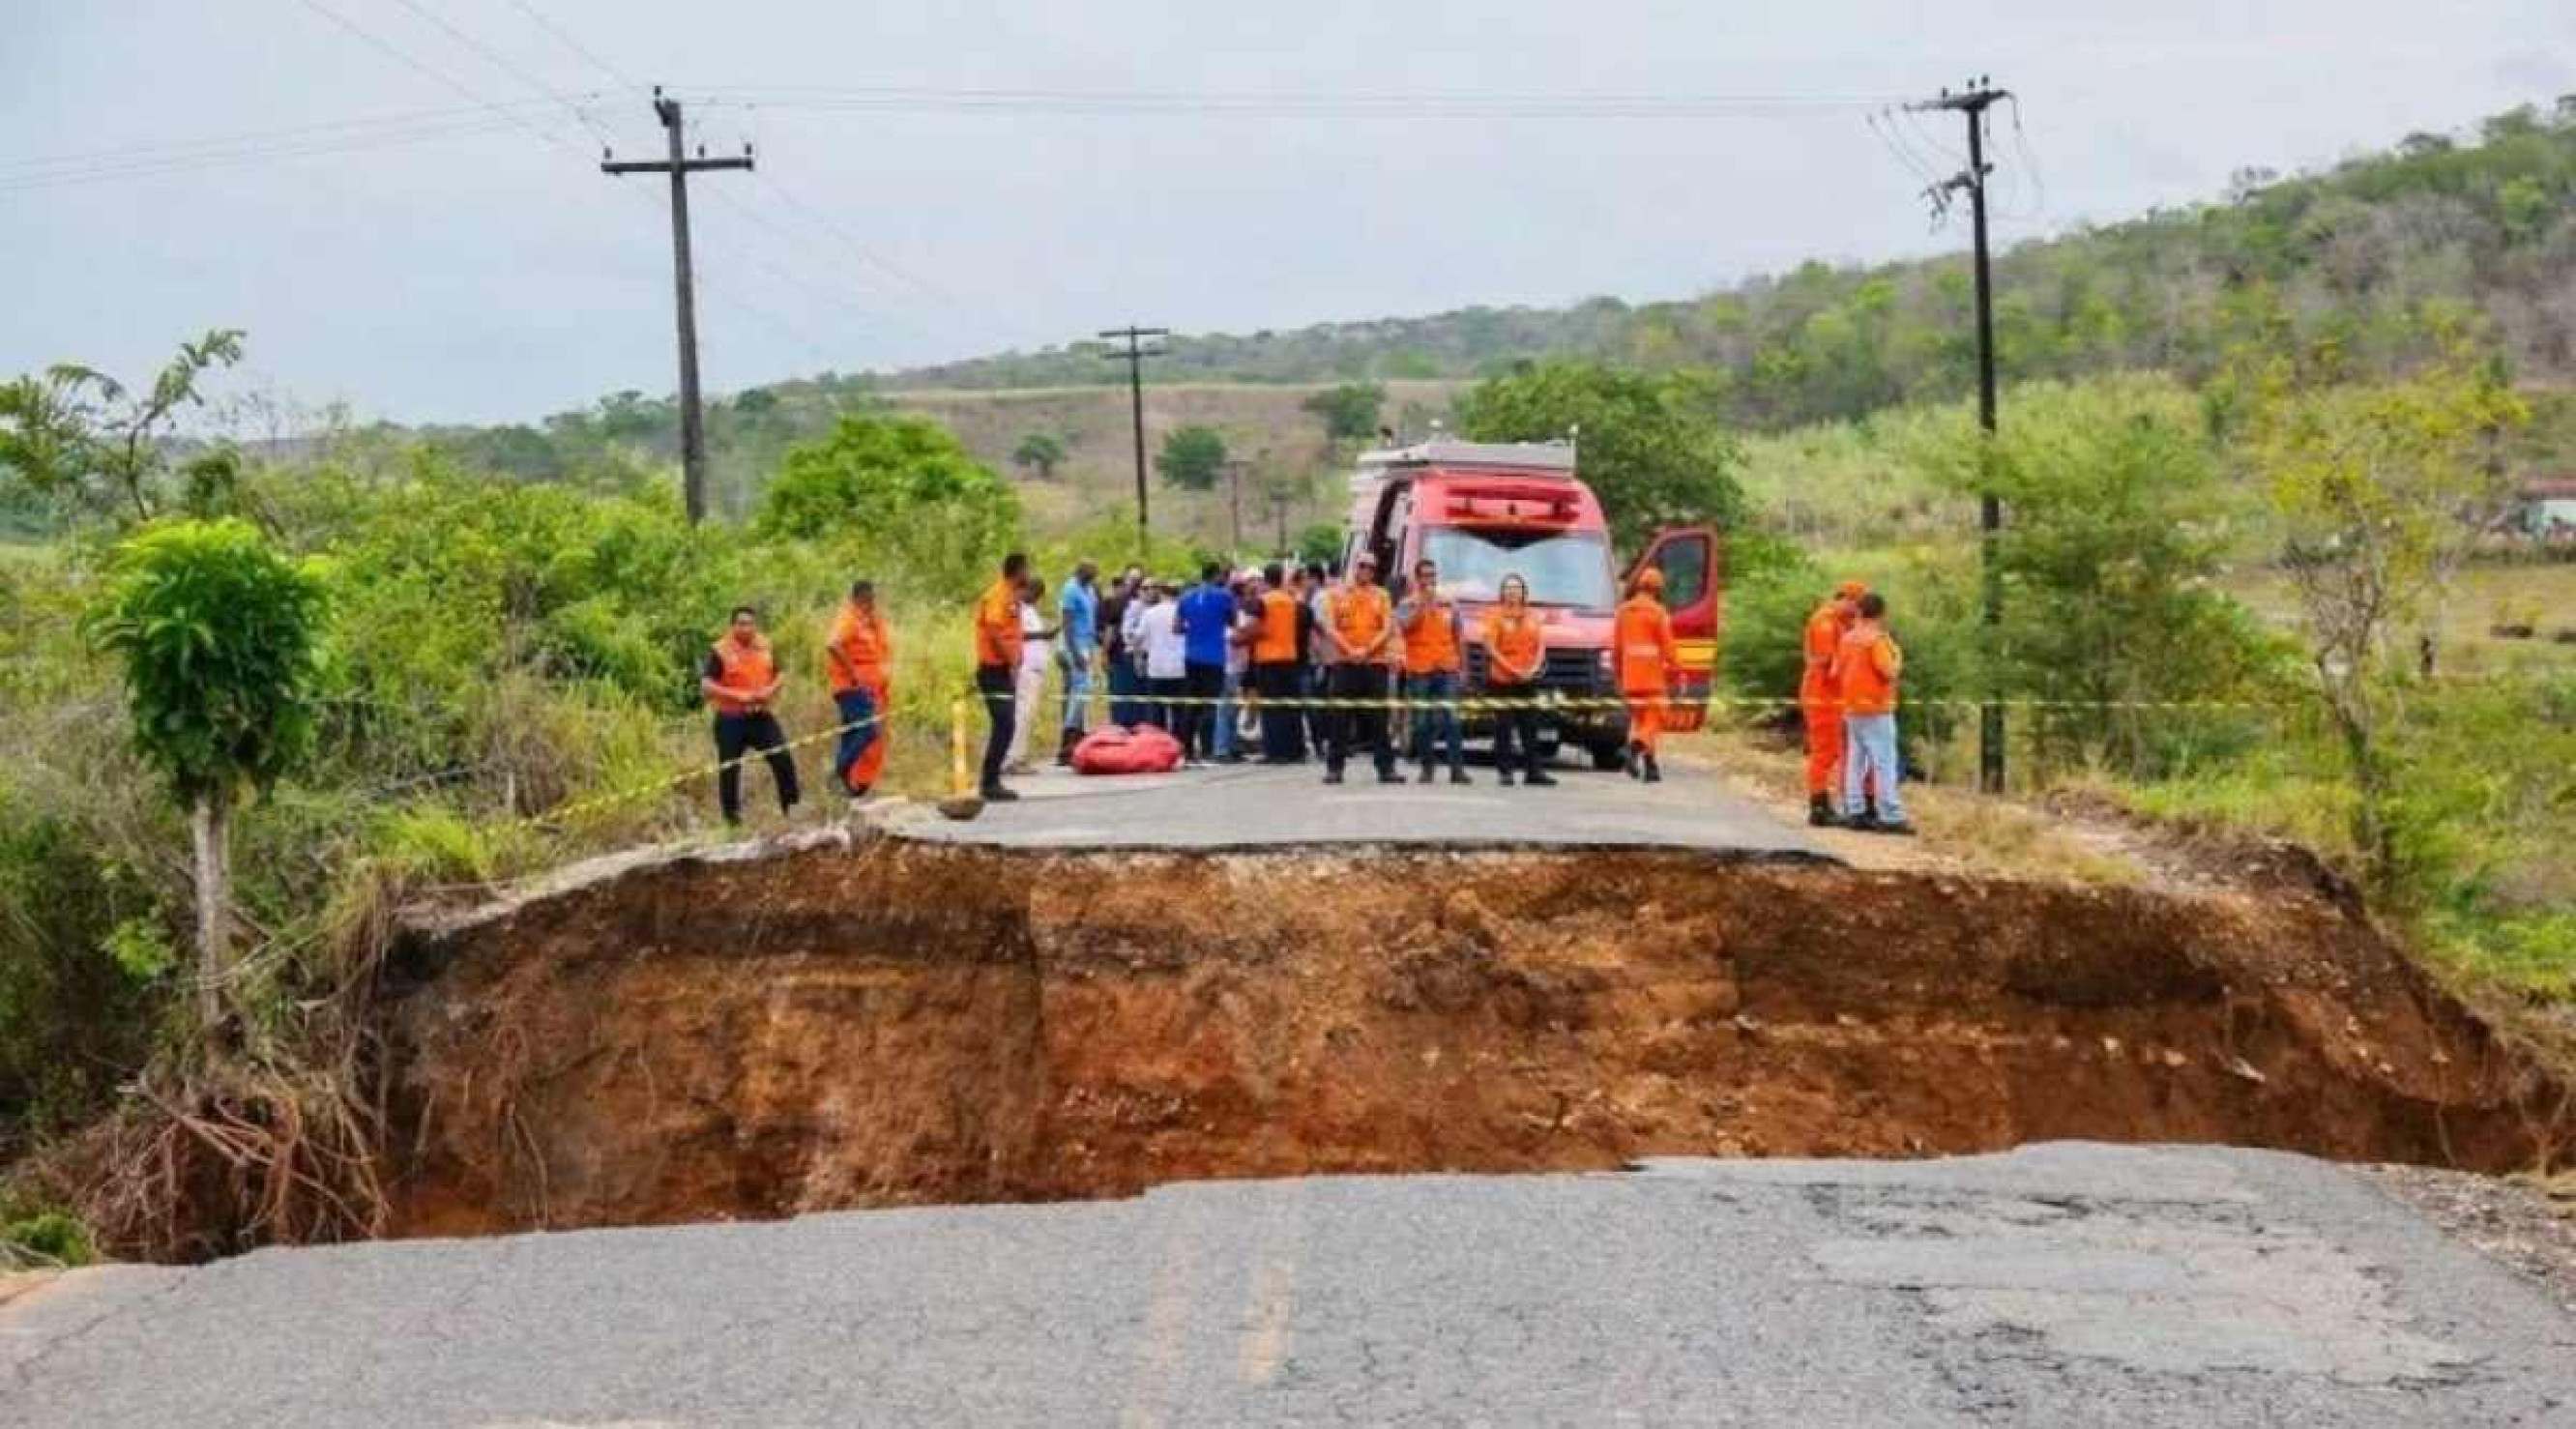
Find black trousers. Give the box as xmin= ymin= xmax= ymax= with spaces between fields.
xmin=714 ymin=712 xmax=801 ymax=823
xmin=1487 ymin=683 xmax=1544 ymax=775
xmin=1253 ymin=660 xmax=1304 ymax=761
xmin=1181 ymin=661 xmax=1224 ymax=757
xmin=1326 ymin=664 xmax=1394 ymax=775
xmin=976 ymin=663 xmax=1013 ymax=792
xmin=1147 ymin=675 xmax=1186 ymax=733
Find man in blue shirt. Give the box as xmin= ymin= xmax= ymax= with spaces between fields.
xmin=1054 ymin=560 xmax=1100 ymax=765
xmin=1175 ymin=561 xmax=1238 ymax=761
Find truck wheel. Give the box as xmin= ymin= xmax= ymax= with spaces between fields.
xmin=1587 ymin=741 xmax=1628 ymax=773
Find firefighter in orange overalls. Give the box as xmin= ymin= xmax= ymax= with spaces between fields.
xmin=1801 ymin=579 xmax=1868 ymax=826
xmin=825 ymin=579 xmax=893 ymax=800
xmin=1614 ymin=568 xmax=1681 ymax=783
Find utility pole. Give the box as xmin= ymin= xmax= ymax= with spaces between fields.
xmin=1098 ymin=325 xmax=1169 ymax=543
xmin=604 ymin=88 xmax=752 ymax=525
xmin=1222 ymin=457 xmax=1248 ymax=553
xmin=1272 ymin=488 xmax=1292 ymax=555
xmin=1908 ymin=76 xmax=2009 ymax=794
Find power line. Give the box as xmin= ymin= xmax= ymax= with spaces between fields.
xmin=382 ymin=0 xmax=614 ymax=149
xmin=696 ymin=84 xmax=1902 ymax=119
xmin=295 ymin=0 xmax=585 ymax=155
xmin=0 ymin=110 xmax=539 ymax=192
xmin=501 ymin=0 xmax=647 ymax=94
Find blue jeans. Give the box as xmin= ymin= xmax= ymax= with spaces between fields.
xmin=1406 ymin=671 xmax=1463 ymax=772
xmin=1061 ymin=655 xmax=1093 ymax=734
xmin=1843 ymin=713 xmax=1905 ymax=823
xmin=831 ymin=688 xmax=879 ymax=791
xmin=1215 ymin=669 xmax=1243 ymax=758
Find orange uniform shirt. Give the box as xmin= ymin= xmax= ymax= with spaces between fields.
xmin=1253 ymin=589 xmax=1301 ymax=663
xmin=1613 ymin=595 xmax=1679 ymax=695
xmin=1325 ymin=585 xmax=1392 ymax=664
xmin=1800 ymin=603 xmax=1848 ymax=705
xmin=973 ymin=578 xmax=1024 ymax=669
xmin=1399 ymin=597 xmax=1463 ymax=676
xmin=1832 ymin=625 xmax=1903 ymax=714
xmin=1481 ymin=607 xmax=1545 ymax=685
xmin=825 ymin=604 xmax=892 ymax=694
xmin=706 ymin=635 xmax=776 ymax=715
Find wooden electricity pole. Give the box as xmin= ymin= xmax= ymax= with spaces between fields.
xmin=1098 ymin=325 xmax=1168 ymax=542
xmin=1909 ymin=77 xmax=2009 ymax=793
xmin=604 ymin=87 xmax=752 ymax=524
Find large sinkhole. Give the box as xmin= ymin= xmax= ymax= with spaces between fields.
xmin=381 ymin=833 xmax=2566 ymax=1238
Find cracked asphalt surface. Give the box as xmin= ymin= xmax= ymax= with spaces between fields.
xmin=8 ymin=1143 xmax=2573 ymax=1426
xmin=889 ymin=760 xmax=1831 ymax=858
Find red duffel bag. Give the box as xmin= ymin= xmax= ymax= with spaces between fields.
xmin=1070 ymin=723 xmax=1185 ymax=776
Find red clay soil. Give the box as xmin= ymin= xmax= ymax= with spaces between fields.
xmin=380 ymin=837 xmax=2569 ymax=1238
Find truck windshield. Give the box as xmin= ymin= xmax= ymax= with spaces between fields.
xmin=1420 ymin=527 xmax=1617 ymax=611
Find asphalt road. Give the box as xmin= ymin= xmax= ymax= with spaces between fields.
xmin=9 ymin=1144 xmax=2571 ymax=1427
xmin=890 ymin=758 xmax=1830 ymax=859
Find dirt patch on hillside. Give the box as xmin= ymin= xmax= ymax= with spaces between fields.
xmin=375 ymin=834 xmax=2569 ymax=1238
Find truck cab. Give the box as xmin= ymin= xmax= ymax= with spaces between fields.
xmin=1341 ymin=440 xmax=1721 ymax=768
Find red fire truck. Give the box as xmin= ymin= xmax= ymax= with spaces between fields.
xmin=1338 ymin=439 xmax=1719 ymax=769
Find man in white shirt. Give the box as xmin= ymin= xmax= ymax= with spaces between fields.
xmin=1137 ymin=581 xmax=1187 ymax=734
xmin=1005 ymin=575 xmax=1058 ymax=773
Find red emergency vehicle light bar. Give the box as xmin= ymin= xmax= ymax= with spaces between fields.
xmin=1446 ymin=492 xmax=1580 ymax=526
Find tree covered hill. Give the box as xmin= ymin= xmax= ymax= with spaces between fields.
xmin=395 ymin=98 xmax=2576 ymax=510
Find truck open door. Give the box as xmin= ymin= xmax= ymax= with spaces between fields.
xmin=1625 ymin=526 xmax=1722 ymax=733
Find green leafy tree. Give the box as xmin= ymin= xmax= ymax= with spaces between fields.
xmin=1301 ymin=383 xmax=1386 ymax=442
xmin=1011 ymin=431 xmax=1068 ymax=481
xmin=88 ymin=519 xmax=326 ymax=1032
xmin=0 ymin=330 xmax=245 ymax=525
xmin=1454 ymin=360 xmax=1742 ymax=547
xmin=757 ymin=414 xmax=1021 ymax=598
xmin=1295 ymin=522 xmax=1344 ymax=567
xmin=1156 ymin=424 xmax=1228 ymax=491
xmin=1918 ymin=376 xmax=2287 ymax=773
xmin=2247 ymin=339 xmax=2526 ymax=890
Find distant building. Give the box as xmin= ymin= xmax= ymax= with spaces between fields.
xmin=2520 ymin=478 xmax=2576 ymax=540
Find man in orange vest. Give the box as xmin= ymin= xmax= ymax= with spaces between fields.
xmin=1479 ymin=571 xmax=1557 ymax=788
xmin=824 ymin=579 xmax=892 ymax=800
xmin=1396 ymin=557 xmax=1471 ymax=784
xmin=1250 ymin=562 xmax=1306 ymax=763
xmin=1801 ymin=579 xmax=1867 ymax=827
xmin=972 ymin=552 xmax=1029 ymax=802
xmin=1319 ymin=552 xmax=1401 ymax=785
xmin=1831 ymin=591 xmax=1913 ymax=834
xmin=1614 ymin=568 xmax=1682 ymax=782
xmin=700 ymin=604 xmax=802 ymax=826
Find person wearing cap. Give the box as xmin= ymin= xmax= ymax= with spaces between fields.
xmin=1613 ymin=567 xmax=1681 ymax=782
xmin=1801 ymin=579 xmax=1868 ymax=826
xmin=1395 ymin=556 xmax=1471 ymax=784
xmin=1319 ymin=553 xmax=1401 ymax=784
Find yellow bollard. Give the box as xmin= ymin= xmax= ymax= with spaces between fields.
xmin=939 ymin=694 xmax=983 ymax=821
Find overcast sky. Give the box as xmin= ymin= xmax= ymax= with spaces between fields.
xmin=7 ymin=1 xmax=2572 ymax=426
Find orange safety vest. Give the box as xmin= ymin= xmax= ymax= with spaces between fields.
xmin=1482 ymin=606 xmax=1545 ymax=685
xmin=1613 ymin=595 xmax=1678 ymax=695
xmin=1326 ymin=585 xmax=1392 ymax=664
xmin=1800 ymin=602 xmax=1849 ymax=705
xmin=1399 ymin=597 xmax=1462 ymax=676
xmin=825 ymin=604 xmax=892 ymax=694
xmin=973 ymin=577 xmax=1024 ymax=669
xmin=1833 ymin=626 xmax=1903 ymax=715
xmin=1253 ymin=589 xmax=1301 ymax=663
xmin=707 ymin=635 xmax=776 ymax=715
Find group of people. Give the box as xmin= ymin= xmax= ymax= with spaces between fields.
xmin=1799 ymin=581 xmax=1912 ymax=834
xmin=697 ymin=547 xmax=1907 ymax=828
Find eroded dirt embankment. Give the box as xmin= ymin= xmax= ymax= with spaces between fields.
xmin=382 ymin=836 xmax=2567 ymax=1237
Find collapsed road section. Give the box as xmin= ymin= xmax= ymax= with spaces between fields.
xmin=381 ymin=829 xmax=2566 ymax=1238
